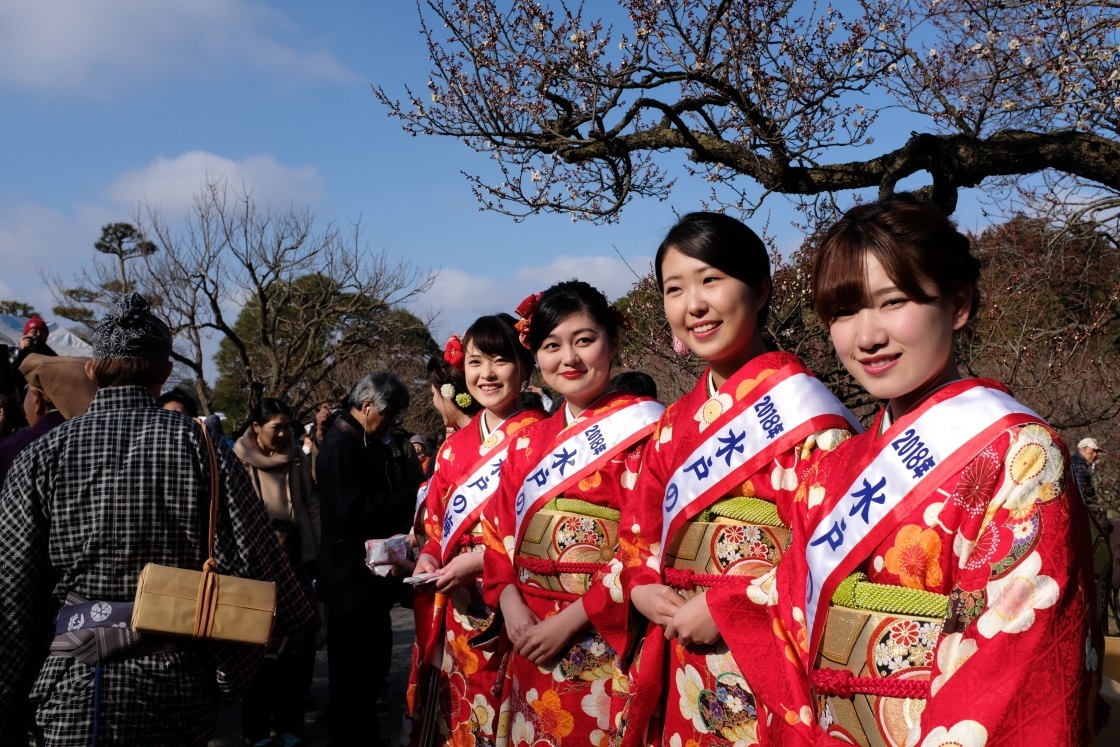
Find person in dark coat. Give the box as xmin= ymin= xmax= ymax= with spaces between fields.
xmin=316 ymin=372 xmax=424 ymax=747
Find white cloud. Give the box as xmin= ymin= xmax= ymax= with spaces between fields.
xmin=0 ymin=0 xmax=356 ymax=93
xmin=0 ymin=202 xmax=104 ymax=315
xmin=0 ymin=150 xmax=321 ymax=318
xmin=413 ymin=254 xmax=652 ymax=341
xmin=107 ymin=151 xmax=324 ymax=214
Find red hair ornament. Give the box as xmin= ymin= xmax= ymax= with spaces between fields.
xmin=443 ymin=334 xmax=465 ymax=370
xmin=513 ymin=292 xmax=541 ymax=350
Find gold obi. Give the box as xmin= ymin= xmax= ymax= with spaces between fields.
xmin=814 ymin=575 xmax=950 ymax=747
xmin=663 ymin=497 xmax=789 ymax=600
xmin=516 ymin=498 xmax=619 ymax=595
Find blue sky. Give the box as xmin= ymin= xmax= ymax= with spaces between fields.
xmin=0 ymin=0 xmax=990 ymax=351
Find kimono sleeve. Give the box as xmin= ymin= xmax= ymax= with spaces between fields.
xmin=480 ymin=435 xmax=527 ymax=610
xmin=899 ymin=425 xmax=1098 ymax=746
xmin=705 ymin=426 xmax=847 ymax=646
xmin=619 ymin=411 xmax=674 ymax=598
xmin=583 ymin=441 xmax=647 ymax=654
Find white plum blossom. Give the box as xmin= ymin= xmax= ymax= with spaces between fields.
xmin=930 ymin=633 xmax=978 ymax=695
xmin=912 ymin=719 xmax=988 ymax=747
xmin=976 ymin=551 xmax=1058 ymax=638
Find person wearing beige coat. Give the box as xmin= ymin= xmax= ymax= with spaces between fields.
xmin=233 ymin=398 xmax=321 ymax=567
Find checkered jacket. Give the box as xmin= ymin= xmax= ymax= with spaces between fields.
xmin=0 ymin=386 xmax=314 ymax=745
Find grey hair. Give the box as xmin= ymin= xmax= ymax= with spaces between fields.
xmin=345 ymin=372 xmax=410 ymax=415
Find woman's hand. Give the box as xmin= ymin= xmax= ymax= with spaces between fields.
xmin=664 ymin=591 xmax=721 ymax=646
xmin=630 ymin=583 xmax=685 ymax=627
xmin=434 ymin=551 xmax=484 ymax=593
xmin=499 ymin=586 xmax=540 ymax=648
xmin=413 ymin=552 xmax=442 ymax=576
xmin=517 ymin=600 xmax=589 ymax=667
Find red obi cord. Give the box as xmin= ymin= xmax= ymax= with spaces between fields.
xmin=662 ymin=567 xmax=733 ymax=590
xmin=812 ymin=667 xmax=930 ymax=699
xmin=515 ymin=556 xmax=609 ymax=576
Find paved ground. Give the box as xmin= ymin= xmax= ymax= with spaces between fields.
xmin=209 ymin=606 xmax=415 ymax=747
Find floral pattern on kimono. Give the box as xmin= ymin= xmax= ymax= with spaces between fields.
xmin=404 ymin=408 xmax=544 ymax=747
xmin=734 ymin=379 xmax=1101 ymax=747
xmin=614 ymin=353 xmax=854 ymax=747
xmin=482 ymin=391 xmax=657 ymax=747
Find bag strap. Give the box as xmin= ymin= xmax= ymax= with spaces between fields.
xmin=199 ymin=422 xmax=220 ymax=572
xmin=194 ymin=422 xmax=221 ymax=638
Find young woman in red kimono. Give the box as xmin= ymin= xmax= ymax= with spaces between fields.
xmin=404 ymin=316 xmax=545 ymax=747
xmin=613 ymin=213 xmax=859 ymax=747
xmin=481 ymin=280 xmax=665 ymax=747
xmin=736 ymin=194 xmax=1101 ymax=747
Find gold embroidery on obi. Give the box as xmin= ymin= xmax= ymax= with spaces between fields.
xmin=815 ymin=576 xmax=949 ymax=747
xmin=664 ymin=497 xmax=789 ymax=599
xmin=517 ymin=500 xmax=619 ymax=595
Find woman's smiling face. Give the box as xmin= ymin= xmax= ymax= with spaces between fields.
xmin=534 ymin=311 xmax=616 ymax=414
xmin=829 ymin=253 xmax=970 ymax=417
xmin=660 ymin=246 xmax=768 ymax=386
xmin=464 ymin=341 xmax=522 ymax=419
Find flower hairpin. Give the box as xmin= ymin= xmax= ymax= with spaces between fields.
xmin=443 ymin=334 xmax=465 ymax=370
xmin=439 ymin=382 xmax=474 ymax=409
xmin=514 ymin=292 xmax=541 ymax=350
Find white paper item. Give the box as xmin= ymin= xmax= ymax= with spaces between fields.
xmin=364 ymin=534 xmax=412 ymax=577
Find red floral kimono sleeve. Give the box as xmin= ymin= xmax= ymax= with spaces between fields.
xmin=870 ymin=425 xmax=1100 ymax=746
xmin=582 ymin=439 xmax=649 ymax=655
xmin=704 ymin=430 xmax=839 ymax=621
xmin=480 ymin=432 xmax=531 ymax=611
xmin=618 ymin=407 xmax=676 ymax=608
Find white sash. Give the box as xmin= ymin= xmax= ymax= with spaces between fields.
xmin=803 ymin=384 xmax=1040 ymax=659
xmin=439 ymin=441 xmax=513 ymax=559
xmin=660 ymin=373 xmax=860 ymax=555
xmin=513 ymin=399 xmax=664 ymax=541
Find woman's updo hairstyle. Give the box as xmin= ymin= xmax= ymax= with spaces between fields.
xmin=527 ymin=280 xmax=620 ymax=353
xmin=812 ymin=193 xmax=981 ymax=326
xmin=655 ymin=211 xmax=773 ymax=327
xmin=427 ymin=355 xmax=481 ymax=415
xmin=250 ymin=397 xmax=292 ymax=426
xmin=464 ymin=313 xmax=535 ymax=386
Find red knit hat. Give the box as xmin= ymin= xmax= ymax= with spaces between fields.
xmin=23 ymin=316 xmax=47 ymax=335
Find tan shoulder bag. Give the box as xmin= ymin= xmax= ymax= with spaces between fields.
xmin=131 ymin=421 xmax=277 ymax=645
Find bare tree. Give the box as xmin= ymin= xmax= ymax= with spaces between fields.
xmin=133 ymin=180 xmax=436 ymax=415
xmin=376 ymin=0 xmax=1120 ymax=218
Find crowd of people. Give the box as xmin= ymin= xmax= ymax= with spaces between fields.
xmin=0 ymin=192 xmax=1111 ymax=747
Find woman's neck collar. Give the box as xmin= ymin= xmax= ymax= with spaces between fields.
xmin=708 ymin=339 xmax=768 ymax=390
xmin=564 ymin=387 xmax=616 ymax=422
xmin=886 ymin=365 xmax=965 ymax=423
xmin=483 ymin=399 xmax=519 ymax=432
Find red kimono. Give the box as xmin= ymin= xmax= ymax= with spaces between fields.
xmin=482 ymin=390 xmax=663 ymax=747
xmin=615 ymin=352 xmax=858 ymax=747
xmin=405 ymin=408 xmax=545 ymax=747
xmin=734 ymin=378 xmax=1101 ymax=747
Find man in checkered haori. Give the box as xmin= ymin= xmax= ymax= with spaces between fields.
xmin=0 ymin=293 xmax=314 ymax=746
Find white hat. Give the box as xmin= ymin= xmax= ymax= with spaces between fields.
xmin=1078 ymin=437 xmax=1102 ymax=452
